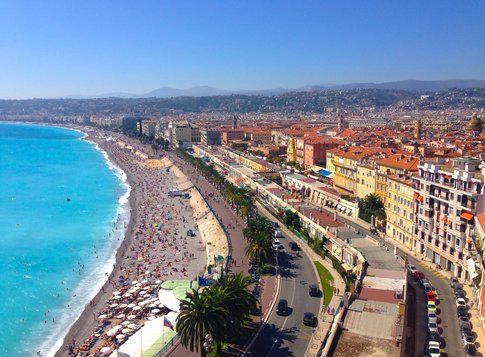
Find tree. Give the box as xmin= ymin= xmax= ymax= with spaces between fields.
xmin=358 ymin=193 xmax=386 ymax=224
xmin=283 ymin=210 xmax=302 ymax=231
xmin=176 ymin=289 xmax=227 ymax=357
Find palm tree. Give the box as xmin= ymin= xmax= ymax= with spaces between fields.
xmin=176 ymin=289 xmax=227 ymax=357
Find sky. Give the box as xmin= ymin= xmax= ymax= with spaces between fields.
xmin=0 ymin=1 xmax=484 ymax=99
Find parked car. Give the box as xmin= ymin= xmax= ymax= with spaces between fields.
xmin=289 ymin=241 xmax=299 ymax=251
xmin=407 ymin=264 xmax=417 ymax=274
xmin=276 ymin=299 xmax=289 ymax=315
xmin=427 ymin=292 xmax=437 ymax=302
xmin=454 ymin=288 xmax=466 ymax=298
xmin=456 ymin=297 xmax=467 ymax=309
xmin=413 ymin=270 xmax=425 ymax=281
xmin=462 ymin=329 xmax=474 ymax=346
xmin=457 ymin=306 xmax=468 ymax=318
xmin=309 ymin=285 xmax=319 ymax=297
xmin=450 ymin=277 xmax=462 ymax=289
xmin=271 ymin=222 xmax=280 ymax=229
xmin=428 ymin=311 xmax=438 ymax=324
xmin=458 ymin=316 xmax=470 ymax=324
xmin=428 ymin=331 xmax=441 ymax=343
xmin=420 ymin=278 xmax=431 ymax=287
xmin=303 ymin=312 xmax=317 ymax=326
xmin=274 ymin=230 xmax=284 ymax=238
xmin=428 ymin=321 xmax=439 ymax=333
xmin=428 ymin=301 xmax=437 ymax=313
xmin=428 ymin=341 xmax=441 ymax=357
xmin=466 ymin=344 xmax=478 ymax=356
xmin=278 ymin=244 xmax=284 ymax=250
xmin=460 ymin=321 xmax=472 ymax=330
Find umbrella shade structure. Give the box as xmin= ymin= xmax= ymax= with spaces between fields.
xmin=121 ymin=321 xmax=131 ymax=326
xmin=116 ymin=314 xmax=126 ymax=319
xmin=127 ymin=314 xmax=137 ymax=320
xmin=115 ymin=334 xmax=126 ymax=340
xmin=112 ymin=295 xmax=122 ymax=300
xmin=131 ymin=281 xmax=139 ymax=285
xmin=155 ymin=280 xmax=163 ymax=284
xmin=123 ymin=293 xmax=132 ymax=298
xmin=147 ymin=315 xmax=156 ymax=321
xmin=139 ymin=291 xmax=147 ymax=296
xmin=119 ymin=304 xmax=128 ymax=309
xmin=112 ymin=291 xmax=121 ymax=296
xmin=128 ymin=323 xmax=140 ymax=329
xmin=148 ymin=303 xmax=157 ymax=308
xmin=121 ymin=328 xmax=132 ymax=334
xmin=158 ymin=304 xmax=165 ymax=309
xmin=110 ymin=303 xmax=118 ymax=308
xmin=100 ymin=346 xmax=111 ymax=354
xmin=106 ymin=329 xmax=117 ymax=337
xmin=98 ymin=314 xmax=110 ymax=320
xmin=133 ymin=306 xmax=142 ymax=311
xmin=151 ymin=309 xmax=161 ymax=314
xmin=127 ymin=303 xmax=136 ymax=308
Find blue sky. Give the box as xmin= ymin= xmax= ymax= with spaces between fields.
xmin=0 ymin=1 xmax=483 ymax=98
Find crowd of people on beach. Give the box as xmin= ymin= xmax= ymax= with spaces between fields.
xmin=60 ymin=130 xmax=207 ymax=356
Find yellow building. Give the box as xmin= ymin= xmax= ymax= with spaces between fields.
xmin=287 ymin=137 xmax=297 ymax=163
xmin=356 ymin=163 xmax=376 ymax=199
xmin=327 ymin=148 xmax=376 ymax=197
xmin=386 ymin=175 xmax=415 ymax=251
xmin=375 ymin=154 xmax=419 ymax=206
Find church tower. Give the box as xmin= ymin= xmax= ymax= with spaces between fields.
xmin=414 ymin=118 xmax=422 ymax=139
xmin=232 ymin=115 xmax=238 ymax=129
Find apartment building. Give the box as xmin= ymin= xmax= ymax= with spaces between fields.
xmin=303 ymin=139 xmax=341 ymax=169
xmin=413 ymin=157 xmax=484 ymax=282
xmin=356 ymin=163 xmax=377 ymax=199
xmin=221 ymin=129 xmax=244 ymax=145
xmin=200 ymin=128 xmax=222 ymax=146
xmin=386 ymin=175 xmax=415 ymax=251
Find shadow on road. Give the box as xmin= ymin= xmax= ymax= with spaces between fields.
xmin=250 ymin=323 xmax=299 ymax=356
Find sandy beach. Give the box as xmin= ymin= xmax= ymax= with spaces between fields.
xmin=53 ymin=128 xmax=227 ymax=357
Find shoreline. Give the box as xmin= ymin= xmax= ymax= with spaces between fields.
xmin=52 ymin=127 xmax=216 ymax=356
xmin=53 ymin=129 xmax=138 ymax=357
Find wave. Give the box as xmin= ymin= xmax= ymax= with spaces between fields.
xmin=37 ymin=134 xmax=132 ymax=357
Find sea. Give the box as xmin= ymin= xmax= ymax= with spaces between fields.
xmin=0 ymin=122 xmax=131 ymax=356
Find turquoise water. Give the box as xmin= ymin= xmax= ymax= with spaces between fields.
xmin=0 ymin=123 xmax=130 ymax=356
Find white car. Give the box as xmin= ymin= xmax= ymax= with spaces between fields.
xmin=428 ymin=321 xmax=439 ymax=333
xmin=407 ymin=264 xmax=417 ymax=274
xmin=456 ymin=297 xmax=467 ymax=308
xmin=428 ymin=311 xmax=438 ymax=324
xmin=428 ymin=341 xmax=441 ymax=357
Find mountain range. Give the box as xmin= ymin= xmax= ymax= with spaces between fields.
xmin=64 ymin=79 xmax=485 ymax=99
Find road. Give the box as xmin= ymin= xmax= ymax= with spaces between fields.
xmin=250 ymin=212 xmax=321 ymax=357
xmin=317 ymin=206 xmax=463 ymax=357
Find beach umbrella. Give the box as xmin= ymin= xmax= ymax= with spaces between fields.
xmin=110 ymin=304 xmax=118 ymax=308
xmin=151 ymin=309 xmax=161 ymax=314
xmin=127 ymin=303 xmax=136 ymax=308
xmin=115 ymin=334 xmax=125 ymax=340
xmin=119 ymin=303 xmax=128 ymax=308
xmin=113 ymin=295 xmax=121 ymax=300
xmin=121 ymin=321 xmax=131 ymax=326
xmin=106 ymin=329 xmax=117 ymax=337
xmin=158 ymin=304 xmax=165 ymax=308
xmin=143 ymin=286 xmax=151 ymax=290
xmin=100 ymin=346 xmax=111 ymax=354
xmin=135 ymin=283 xmax=142 ymax=288
xmin=141 ymin=279 xmax=148 ymax=284
xmin=148 ymin=303 xmax=157 ymax=308
xmin=98 ymin=314 xmax=110 ymax=320
xmin=127 ymin=314 xmax=137 ymax=319
xmin=116 ymin=314 xmax=126 ymax=319
xmin=121 ymin=328 xmax=132 ymax=334
xmin=133 ymin=305 xmax=142 ymax=311
xmin=112 ymin=291 xmax=121 ymax=296
xmin=147 ymin=315 xmax=156 ymax=321
xmin=113 ymin=325 xmax=123 ymax=330
xmin=155 ymin=280 xmax=163 ymax=284
xmin=139 ymin=291 xmax=147 ymax=296
xmin=131 ymin=280 xmax=139 ymax=285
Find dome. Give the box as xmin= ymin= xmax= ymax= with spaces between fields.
xmin=467 ymin=113 xmax=483 ymax=132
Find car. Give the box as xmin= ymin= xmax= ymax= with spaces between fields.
xmin=271 ymin=222 xmax=280 ymax=229
xmin=309 ymin=284 xmax=319 ymax=296
xmin=413 ymin=270 xmax=425 ymax=281
xmin=458 ymin=316 xmax=469 ymax=324
xmin=274 ymin=230 xmax=284 ymax=238
xmin=457 ymin=306 xmax=468 ymax=318
xmin=455 ymin=288 xmax=466 ymax=298
xmin=450 ymin=277 xmax=462 ymax=289
xmin=276 ymin=299 xmax=289 ymax=315
xmin=407 ymin=264 xmax=417 ymax=274
xmin=278 ymin=244 xmax=284 ymax=250
xmin=428 ymin=311 xmax=438 ymax=324
xmin=420 ymin=278 xmax=431 ymax=287
xmin=456 ymin=297 xmax=467 ymax=308
xmin=427 ymin=292 xmax=437 ymax=302
xmin=271 ymin=242 xmax=279 ymax=250
xmin=466 ymin=344 xmax=478 ymax=356
xmin=428 ymin=331 xmax=441 ymax=343
xmin=428 ymin=321 xmax=439 ymax=333
xmin=370 ymin=227 xmax=379 ymax=235
xmin=272 ymin=237 xmax=280 ymax=244
xmin=460 ymin=320 xmax=472 ymax=330
xmin=462 ymin=330 xmax=474 ymax=346
xmin=289 ymin=241 xmax=299 ymax=251
xmin=428 ymin=301 xmax=437 ymax=313
xmin=428 ymin=341 xmax=441 ymax=357
xmin=303 ymin=312 xmax=317 ymax=326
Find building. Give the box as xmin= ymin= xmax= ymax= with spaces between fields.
xmin=356 ymin=163 xmax=377 ymax=199
xmin=466 ymin=113 xmax=483 ymax=135
xmin=303 ymin=139 xmax=341 ymax=169
xmin=386 ymin=175 xmax=415 ymax=251
xmin=221 ymin=129 xmax=244 ymax=145
xmin=200 ymin=128 xmax=222 ymax=146
xmin=287 ymin=137 xmax=298 ymax=163
xmin=413 ymin=157 xmax=484 ymax=282
xmin=295 ymin=137 xmax=306 ymax=167
xmin=168 ymin=120 xmax=198 ymax=148
xmin=140 ymin=120 xmax=158 ymax=139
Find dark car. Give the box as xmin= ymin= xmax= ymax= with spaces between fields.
xmin=276 ymin=299 xmax=289 ymax=315
xmin=271 ymin=222 xmax=280 ymax=229
xmin=429 ymin=331 xmax=441 ymax=343
xmin=289 ymin=241 xmax=299 ymax=251
xmin=303 ymin=312 xmax=317 ymax=326
xmin=309 ymin=285 xmax=319 ymax=297
xmin=459 ymin=316 xmax=470 ymax=324
xmin=450 ymin=277 xmax=462 ymax=289
xmin=466 ymin=344 xmax=478 ymax=356
xmin=413 ymin=270 xmax=425 ymax=281
xmin=454 ymin=288 xmax=466 ymax=298
xmin=458 ymin=306 xmax=468 ymax=318
xmin=460 ymin=321 xmax=472 ymax=330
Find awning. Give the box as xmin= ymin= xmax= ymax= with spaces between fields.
xmin=414 ymin=193 xmax=423 ymax=202
xmin=346 ymin=208 xmax=352 ymax=215
xmin=467 ymin=258 xmax=479 ymax=279
xmin=318 ymin=169 xmax=333 ymax=178
xmin=461 ymin=211 xmax=474 ymax=221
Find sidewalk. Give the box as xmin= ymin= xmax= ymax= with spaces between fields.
xmin=256 ymin=202 xmax=345 ymax=357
